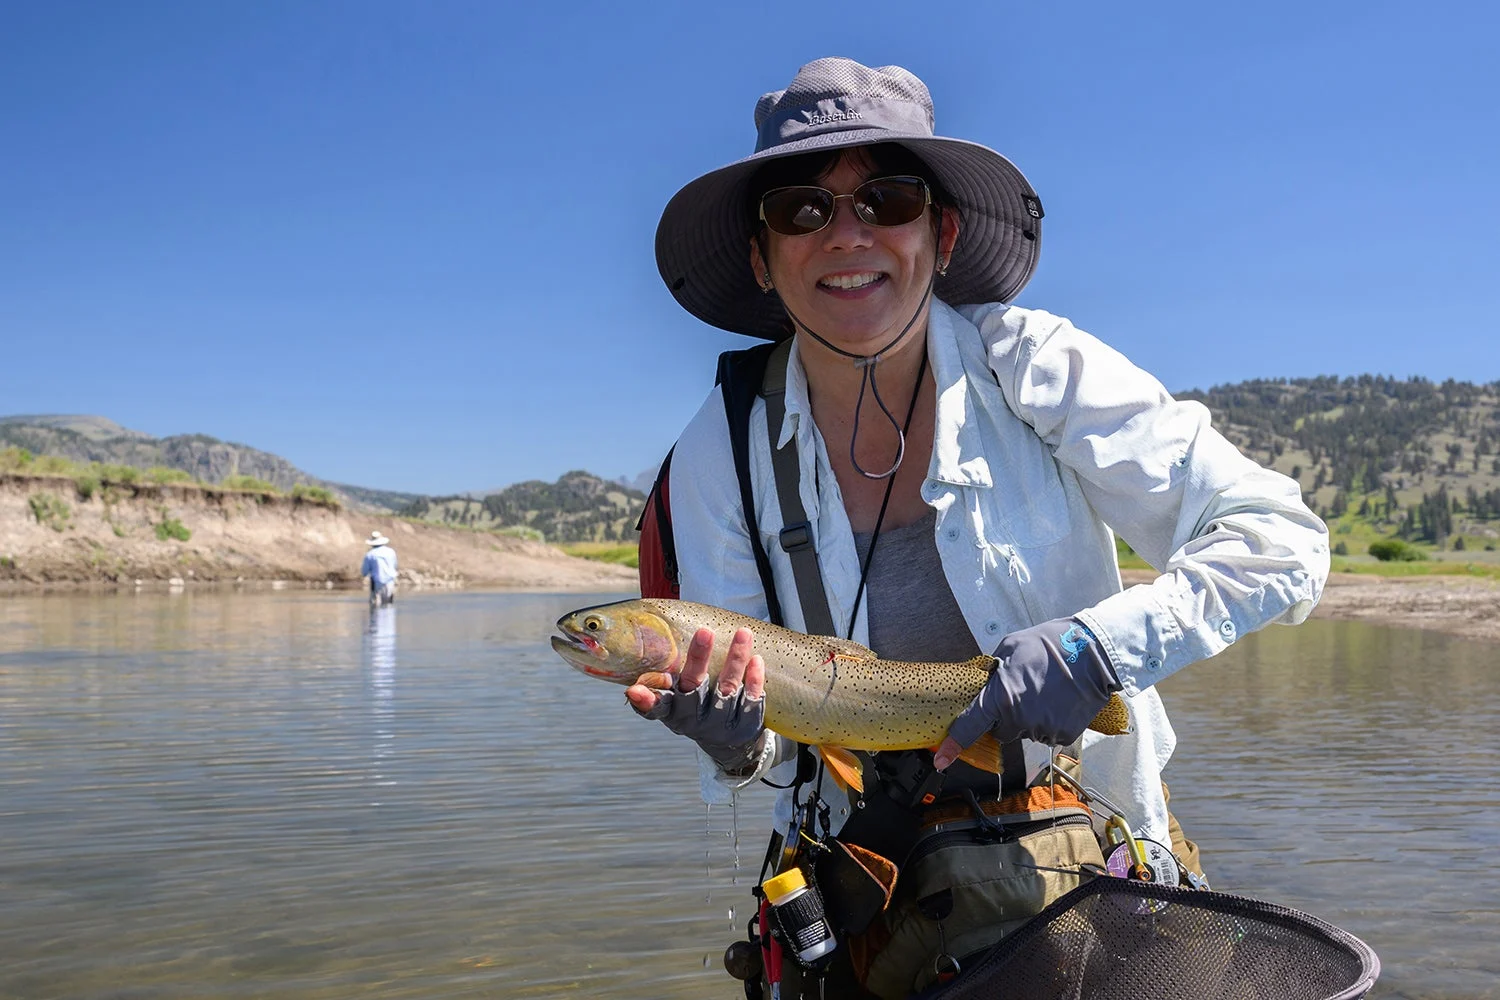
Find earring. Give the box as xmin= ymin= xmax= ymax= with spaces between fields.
xmin=936 ymin=257 xmax=950 ymax=277
xmin=761 ymin=273 xmax=773 ymax=293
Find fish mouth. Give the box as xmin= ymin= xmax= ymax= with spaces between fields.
xmin=550 ymin=630 xmax=631 ymax=683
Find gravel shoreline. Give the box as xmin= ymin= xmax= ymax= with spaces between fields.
xmin=1123 ymin=569 xmax=1500 ymax=644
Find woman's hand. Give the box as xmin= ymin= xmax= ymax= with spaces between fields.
xmin=933 ymin=617 xmax=1119 ymax=770
xmin=626 ymin=626 xmax=768 ymax=770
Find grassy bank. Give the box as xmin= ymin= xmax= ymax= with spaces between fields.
xmin=0 ymin=447 xmax=340 ymax=507
xmin=559 ymin=542 xmax=638 ymax=568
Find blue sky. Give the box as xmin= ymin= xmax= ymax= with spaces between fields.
xmin=3 ymin=0 xmax=1496 ymax=495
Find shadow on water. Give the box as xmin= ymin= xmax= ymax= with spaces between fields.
xmin=0 ymin=591 xmax=1495 ymax=999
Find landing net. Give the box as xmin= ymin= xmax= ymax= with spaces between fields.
xmin=930 ymin=878 xmax=1380 ymax=1000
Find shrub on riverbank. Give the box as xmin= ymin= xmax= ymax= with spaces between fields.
xmin=1369 ymin=539 xmax=1425 ymax=562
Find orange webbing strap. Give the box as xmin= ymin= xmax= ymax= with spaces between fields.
xmin=918 ymin=784 xmax=1092 ymax=831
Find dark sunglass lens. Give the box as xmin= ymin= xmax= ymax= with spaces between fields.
xmin=763 ymin=187 xmax=834 ymax=235
xmin=762 ymin=187 xmax=834 ymax=236
xmin=855 ymin=177 xmax=928 ymax=227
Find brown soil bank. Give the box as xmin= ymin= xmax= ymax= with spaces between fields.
xmin=1122 ymin=569 xmax=1500 ymax=644
xmin=0 ymin=475 xmax=637 ymax=593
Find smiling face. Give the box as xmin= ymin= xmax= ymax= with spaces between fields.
xmin=749 ymin=146 xmax=960 ymax=357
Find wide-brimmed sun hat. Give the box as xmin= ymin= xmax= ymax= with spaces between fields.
xmin=655 ymin=57 xmax=1044 ymax=341
xmin=366 ymin=531 xmax=391 ymax=547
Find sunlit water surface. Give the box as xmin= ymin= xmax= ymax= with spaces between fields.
xmin=0 ymin=590 xmax=1495 ymax=999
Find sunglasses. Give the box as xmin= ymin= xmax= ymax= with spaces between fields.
xmin=758 ymin=175 xmax=932 ymax=237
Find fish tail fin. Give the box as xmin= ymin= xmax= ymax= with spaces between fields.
xmin=947 ymin=732 xmax=1002 ymax=774
xmin=1089 ymin=693 xmax=1132 ymax=736
xmin=818 ymin=745 xmax=864 ymax=793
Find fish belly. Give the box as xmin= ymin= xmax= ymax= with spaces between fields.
xmin=763 ymin=666 xmax=980 ymax=751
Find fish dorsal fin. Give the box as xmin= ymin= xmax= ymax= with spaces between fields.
xmin=818 ymin=745 xmax=865 ymax=793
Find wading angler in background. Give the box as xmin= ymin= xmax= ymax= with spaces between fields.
xmin=633 ymin=57 xmax=1330 ymax=998
xmin=360 ymin=530 xmax=398 ymax=606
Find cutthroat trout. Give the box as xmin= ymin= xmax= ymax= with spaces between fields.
xmin=551 ymin=597 xmax=1130 ymax=791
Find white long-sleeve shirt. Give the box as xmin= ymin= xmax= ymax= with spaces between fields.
xmin=669 ymin=299 xmax=1329 ymax=846
xmin=361 ymin=546 xmax=398 ymax=588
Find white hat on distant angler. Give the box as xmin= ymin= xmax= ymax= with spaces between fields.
xmin=366 ymin=530 xmax=391 ymax=547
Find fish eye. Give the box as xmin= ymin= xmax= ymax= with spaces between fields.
xmin=584 ymin=617 xmax=601 ymax=631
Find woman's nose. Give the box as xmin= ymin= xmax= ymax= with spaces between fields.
xmin=819 ymin=195 xmax=873 ymax=250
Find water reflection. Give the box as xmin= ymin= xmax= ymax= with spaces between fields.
xmin=365 ymin=605 xmax=397 ymax=798
xmin=0 ymin=591 xmax=1495 ymax=999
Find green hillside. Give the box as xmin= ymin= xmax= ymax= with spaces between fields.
xmin=398 ymin=471 xmax=645 ymax=544
xmin=1179 ymin=375 xmax=1500 ymax=561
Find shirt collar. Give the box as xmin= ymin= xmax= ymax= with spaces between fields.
xmin=777 ymin=301 xmax=994 ymax=489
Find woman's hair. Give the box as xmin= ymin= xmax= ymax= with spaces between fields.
xmin=743 ymin=142 xmax=956 ymax=230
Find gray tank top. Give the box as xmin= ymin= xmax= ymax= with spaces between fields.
xmin=852 ymin=509 xmax=980 ymax=663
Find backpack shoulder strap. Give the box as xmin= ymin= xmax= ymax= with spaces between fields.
xmin=716 ymin=341 xmax=786 ymax=626
xmin=649 ymin=338 xmax=836 ymax=636
xmin=758 ymin=343 xmax=836 ymax=638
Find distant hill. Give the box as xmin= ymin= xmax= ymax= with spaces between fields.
xmin=0 ymin=415 xmax=417 ymax=513
xmin=1178 ymin=375 xmax=1500 ymax=549
xmin=405 ymin=376 xmax=1498 ymax=553
xmin=399 ymin=470 xmax=645 ymax=544
xmin=14 ymin=376 xmax=1498 ymax=556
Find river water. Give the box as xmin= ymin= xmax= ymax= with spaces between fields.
xmin=0 ymin=590 xmax=1495 ymax=999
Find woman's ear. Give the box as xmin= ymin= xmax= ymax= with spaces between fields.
xmin=939 ymin=206 xmax=961 ymax=258
xmin=748 ymin=236 xmax=772 ymax=291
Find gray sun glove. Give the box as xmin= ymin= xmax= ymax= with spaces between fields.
xmin=636 ymin=675 xmax=767 ymax=773
xmin=947 ymin=617 xmax=1121 ymax=748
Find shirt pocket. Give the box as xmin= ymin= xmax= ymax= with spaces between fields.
xmin=985 ymin=430 xmax=1070 ymax=548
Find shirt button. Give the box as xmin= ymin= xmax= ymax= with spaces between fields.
xmin=984 ymin=620 xmax=1001 ymax=635
xmin=1219 ymin=620 xmax=1237 ymax=640
xmin=1146 ymin=656 xmax=1162 ymax=671
xmin=945 ymin=527 xmax=960 ymax=541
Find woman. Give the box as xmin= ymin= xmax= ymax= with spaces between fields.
xmin=632 ymin=58 xmax=1329 ymax=998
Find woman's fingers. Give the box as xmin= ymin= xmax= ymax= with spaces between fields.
xmin=718 ymin=627 xmax=756 ymax=695
xmin=676 ymin=628 xmax=716 ymax=692
xmin=743 ymin=653 xmax=766 ymax=701
xmin=931 ymin=736 xmax=963 ymax=771
xmin=628 ymin=626 xmax=762 ymax=713
xmin=624 ymin=683 xmax=659 ymax=713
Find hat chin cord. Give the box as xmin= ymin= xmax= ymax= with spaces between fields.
xmin=779 ymin=266 xmax=937 ymax=481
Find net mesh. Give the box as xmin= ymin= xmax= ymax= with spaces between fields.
xmin=930 ymin=878 xmax=1380 ymax=1000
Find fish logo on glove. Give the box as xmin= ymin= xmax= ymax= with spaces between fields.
xmin=1059 ymin=623 xmax=1095 ymax=664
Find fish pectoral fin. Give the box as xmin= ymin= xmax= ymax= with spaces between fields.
xmin=945 ymin=732 xmax=1002 ymax=774
xmin=635 ymin=671 xmax=675 ymax=690
xmin=817 ymin=746 xmax=865 ymax=794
